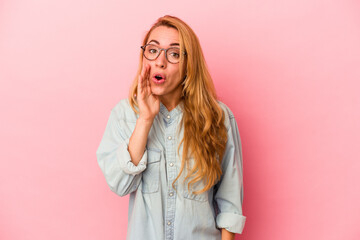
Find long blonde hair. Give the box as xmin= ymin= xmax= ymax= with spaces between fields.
xmin=129 ymin=15 xmax=228 ymax=194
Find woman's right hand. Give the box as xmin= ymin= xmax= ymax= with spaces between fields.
xmin=137 ymin=64 xmax=160 ymax=122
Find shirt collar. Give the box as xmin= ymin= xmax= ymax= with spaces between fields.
xmin=159 ymin=100 xmax=183 ymax=120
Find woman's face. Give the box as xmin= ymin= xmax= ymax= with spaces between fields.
xmin=143 ymin=26 xmax=183 ymax=105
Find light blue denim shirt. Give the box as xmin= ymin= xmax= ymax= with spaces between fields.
xmin=96 ymin=98 xmax=246 ymax=240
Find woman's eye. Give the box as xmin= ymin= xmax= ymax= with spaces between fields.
xmin=169 ymin=52 xmax=180 ymax=58
xmin=149 ymin=48 xmax=158 ymax=54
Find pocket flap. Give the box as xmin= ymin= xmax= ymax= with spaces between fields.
xmin=146 ymin=148 xmax=161 ymax=163
xmin=183 ymin=190 xmax=208 ymax=202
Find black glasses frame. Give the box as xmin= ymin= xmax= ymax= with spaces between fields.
xmin=140 ymin=44 xmax=187 ymax=64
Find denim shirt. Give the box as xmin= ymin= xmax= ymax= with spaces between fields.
xmin=96 ymin=98 xmax=246 ymax=240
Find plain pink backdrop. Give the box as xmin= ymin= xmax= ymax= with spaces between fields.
xmin=1 ymin=0 xmax=359 ymax=239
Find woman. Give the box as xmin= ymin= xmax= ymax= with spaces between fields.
xmin=96 ymin=15 xmax=246 ymax=240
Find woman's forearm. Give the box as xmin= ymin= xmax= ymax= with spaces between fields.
xmin=128 ymin=117 xmax=153 ymax=166
xmin=221 ymin=228 xmax=235 ymax=240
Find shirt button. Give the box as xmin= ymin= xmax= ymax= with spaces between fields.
xmin=169 ymin=192 xmax=174 ymax=197
xmin=168 ymin=136 xmax=172 ymax=140
xmin=169 ymin=162 xmax=174 ymax=167
xmin=167 ymin=221 xmax=171 ymax=225
xmin=167 ymin=115 xmax=171 ymax=119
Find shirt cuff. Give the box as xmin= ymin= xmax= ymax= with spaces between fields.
xmin=216 ymin=212 xmax=246 ymax=234
xmin=116 ymin=138 xmax=147 ymax=175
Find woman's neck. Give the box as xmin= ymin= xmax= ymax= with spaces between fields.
xmin=160 ymin=96 xmax=183 ymax=112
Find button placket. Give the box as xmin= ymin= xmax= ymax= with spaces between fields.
xmin=165 ymin=115 xmax=177 ymax=240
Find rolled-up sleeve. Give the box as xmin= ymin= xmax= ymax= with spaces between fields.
xmin=214 ymin=115 xmax=246 ymax=234
xmin=96 ymin=109 xmax=147 ymax=196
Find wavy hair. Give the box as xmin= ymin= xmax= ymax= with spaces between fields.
xmin=129 ymin=15 xmax=228 ymax=194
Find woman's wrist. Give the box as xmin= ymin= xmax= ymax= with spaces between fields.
xmin=137 ymin=116 xmax=155 ymax=125
xmin=221 ymin=228 xmax=235 ymax=240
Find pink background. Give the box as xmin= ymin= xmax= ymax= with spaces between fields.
xmin=1 ymin=0 xmax=360 ymax=239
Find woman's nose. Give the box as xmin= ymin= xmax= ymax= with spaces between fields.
xmin=155 ymin=50 xmax=167 ymax=68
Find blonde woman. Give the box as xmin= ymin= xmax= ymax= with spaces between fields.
xmin=96 ymin=15 xmax=246 ymax=240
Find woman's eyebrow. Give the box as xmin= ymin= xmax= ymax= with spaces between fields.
xmin=148 ymin=39 xmax=160 ymax=45
xmin=148 ymin=39 xmax=179 ymax=46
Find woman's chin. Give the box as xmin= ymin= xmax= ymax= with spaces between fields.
xmin=150 ymin=84 xmax=165 ymax=96
xmin=150 ymin=89 xmax=163 ymax=96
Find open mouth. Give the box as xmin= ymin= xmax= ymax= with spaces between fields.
xmin=155 ymin=75 xmax=163 ymax=80
xmin=152 ymin=73 xmax=165 ymax=84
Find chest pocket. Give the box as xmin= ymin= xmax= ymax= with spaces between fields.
xmin=141 ymin=148 xmax=161 ymax=194
xmin=180 ymin=158 xmax=209 ymax=202
xmin=183 ymin=179 xmax=209 ymax=202
xmin=183 ymin=189 xmax=208 ymax=202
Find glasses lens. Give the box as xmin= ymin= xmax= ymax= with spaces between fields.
xmin=167 ymin=48 xmax=180 ymax=63
xmin=144 ymin=45 xmax=159 ymax=60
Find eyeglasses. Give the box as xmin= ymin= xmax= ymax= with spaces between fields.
xmin=140 ymin=44 xmax=186 ymax=64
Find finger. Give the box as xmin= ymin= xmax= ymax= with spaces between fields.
xmin=146 ymin=74 xmax=150 ymax=88
xmin=146 ymin=80 xmax=151 ymax=93
xmin=147 ymin=76 xmax=153 ymax=94
xmin=137 ymin=75 xmax=143 ymax=96
xmin=142 ymin=65 xmax=146 ymax=86
xmin=141 ymin=65 xmax=147 ymax=88
xmin=139 ymin=68 xmax=147 ymax=91
xmin=143 ymin=65 xmax=147 ymax=82
xmin=145 ymin=65 xmax=151 ymax=87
